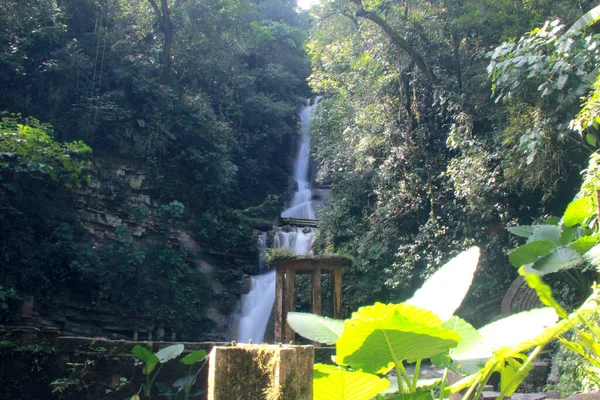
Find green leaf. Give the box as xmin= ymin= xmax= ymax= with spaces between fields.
xmin=443 ymin=316 xmax=482 ymax=358
xmin=173 ymin=375 xmax=196 ymax=388
xmin=313 ymin=364 xmax=390 ymax=400
xmin=132 ymin=345 xmax=159 ymax=375
xmin=586 ymin=134 xmax=597 ymax=147
xmin=583 ymin=243 xmax=600 ymax=266
xmin=180 ymin=350 xmax=207 ymax=365
xmin=500 ymin=356 xmax=531 ymax=396
xmin=508 ymin=225 xmax=534 ymax=238
xmin=569 ymin=235 xmax=599 ymax=254
xmin=508 ymin=241 xmax=557 ymax=267
xmin=387 ymin=391 xmax=434 ymax=400
xmin=563 ymin=197 xmax=594 ymax=227
xmin=406 ymin=247 xmax=480 ymax=321
xmin=155 ymin=344 xmax=185 ymax=363
xmin=567 ymin=4 xmax=600 ymax=35
xmin=286 ymin=313 xmax=345 ymax=344
xmin=519 ymin=267 xmax=568 ymax=318
xmin=577 ymin=331 xmax=600 ymax=359
xmin=532 ymin=247 xmax=584 ymax=275
xmin=529 ymin=225 xmax=561 ymax=245
xmin=336 ymin=303 xmax=460 ymax=374
xmin=452 ymin=308 xmax=559 ymax=373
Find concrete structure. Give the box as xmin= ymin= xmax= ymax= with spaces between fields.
xmin=207 ymin=343 xmax=314 ymax=400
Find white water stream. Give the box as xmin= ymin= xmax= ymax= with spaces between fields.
xmin=281 ymin=98 xmax=319 ymax=220
xmin=232 ymin=99 xmax=319 ymax=343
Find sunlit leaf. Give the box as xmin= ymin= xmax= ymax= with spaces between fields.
xmin=519 ymin=267 xmax=568 ymax=318
xmin=507 ymin=225 xmax=534 ymax=238
xmin=563 ymin=197 xmax=594 ymax=227
xmin=336 ymin=303 xmax=460 ymax=373
xmin=529 ymin=225 xmax=561 ymax=245
xmin=567 ymin=4 xmax=600 ymax=35
xmin=132 ymin=345 xmax=159 ymax=375
xmin=508 ymin=241 xmax=556 ymax=267
xmin=532 ymin=247 xmax=584 ymax=275
xmin=180 ymin=350 xmax=207 ymax=365
xmin=569 ymin=235 xmax=598 ymax=254
xmin=406 ymin=247 xmax=480 ymax=321
xmin=313 ymin=364 xmax=390 ymax=400
xmin=287 ymin=313 xmax=344 ymax=344
xmin=155 ymin=344 xmax=185 ymax=363
xmin=500 ymin=356 xmax=531 ymax=396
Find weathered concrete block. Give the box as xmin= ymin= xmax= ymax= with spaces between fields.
xmin=208 ymin=344 xmax=313 ymax=400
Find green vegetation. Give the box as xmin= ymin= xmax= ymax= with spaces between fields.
xmin=289 ymin=247 xmax=600 ymax=399
xmin=0 ymin=0 xmax=309 ymax=334
xmin=130 ymin=344 xmax=207 ymax=399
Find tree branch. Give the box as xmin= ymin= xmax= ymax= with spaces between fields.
xmin=351 ymin=0 xmax=439 ymax=85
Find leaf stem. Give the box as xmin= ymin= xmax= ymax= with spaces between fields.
xmin=439 ymin=367 xmax=449 ymax=400
xmin=497 ymin=345 xmax=543 ymax=400
xmin=412 ymin=359 xmax=421 ymax=389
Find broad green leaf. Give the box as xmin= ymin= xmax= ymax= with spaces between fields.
xmin=173 ymin=375 xmax=196 ymax=388
xmin=559 ymin=337 xmax=600 ymax=368
xmin=155 ymin=344 xmax=185 ymax=363
xmin=406 ymin=247 xmax=480 ymax=321
xmin=387 ymin=391 xmax=434 ymax=400
xmin=452 ymin=308 xmax=558 ymax=373
xmin=586 ymin=134 xmax=597 ymax=147
xmin=532 ymin=247 xmax=584 ymax=275
xmin=443 ymin=316 xmax=482 ymax=358
xmin=560 ymin=226 xmax=578 ymax=245
xmin=577 ymin=331 xmax=600 ymax=358
xmin=507 ymin=225 xmax=534 ymax=238
xmin=336 ymin=303 xmax=460 ymax=373
xmin=287 ymin=312 xmax=344 ymax=344
xmin=519 ymin=267 xmax=568 ymax=318
xmin=543 ymin=216 xmax=561 ymax=225
xmin=500 ymin=356 xmax=531 ymax=396
xmin=583 ymin=244 xmax=600 ymax=266
xmin=180 ymin=350 xmax=207 ymax=365
xmin=132 ymin=345 xmax=159 ymax=375
xmin=528 ymin=225 xmax=561 ymax=245
xmin=508 ymin=241 xmax=556 ymax=267
xmin=569 ymin=235 xmax=598 ymax=254
xmin=563 ymin=197 xmax=594 ymax=227
xmin=313 ymin=364 xmax=390 ymax=400
xmin=567 ymin=4 xmax=600 ymax=35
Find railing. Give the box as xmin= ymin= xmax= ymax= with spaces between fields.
xmin=280 ymin=218 xmax=319 ymax=227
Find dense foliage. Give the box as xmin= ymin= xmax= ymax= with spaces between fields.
xmin=306 ymin=0 xmax=598 ymax=312
xmin=0 ymin=0 xmax=310 ymax=333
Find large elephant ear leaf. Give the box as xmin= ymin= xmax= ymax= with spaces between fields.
xmin=155 ymin=344 xmax=185 ymax=363
xmin=336 ymin=303 xmax=460 ymax=374
xmin=567 ymin=4 xmax=600 ymax=35
xmin=313 ymin=364 xmax=390 ymax=400
xmin=406 ymin=247 xmax=480 ymax=321
xmin=287 ymin=312 xmax=344 ymax=345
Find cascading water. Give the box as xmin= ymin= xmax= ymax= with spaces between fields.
xmin=281 ymin=98 xmax=320 ymax=220
xmin=232 ymin=99 xmax=319 ymax=343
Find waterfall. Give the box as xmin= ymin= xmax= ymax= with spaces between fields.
xmin=232 ymin=99 xmax=319 ymax=343
xmin=281 ymin=98 xmax=319 ymax=221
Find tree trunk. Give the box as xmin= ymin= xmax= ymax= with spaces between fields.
xmin=352 ymin=2 xmax=439 ymax=85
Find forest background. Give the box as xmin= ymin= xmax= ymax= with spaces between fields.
xmin=1 ymin=0 xmax=599 ymax=358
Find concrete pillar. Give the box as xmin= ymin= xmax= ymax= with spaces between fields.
xmin=207 ymin=344 xmax=314 ymax=400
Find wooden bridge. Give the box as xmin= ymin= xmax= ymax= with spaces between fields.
xmin=280 ymin=218 xmax=319 ymax=227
